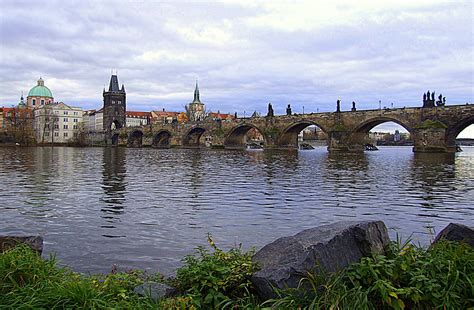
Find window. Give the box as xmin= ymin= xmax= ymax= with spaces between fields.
xmin=41 ymin=99 xmax=45 ymax=105
xmin=64 ymin=118 xmax=68 ymax=122
xmin=73 ymin=118 xmax=78 ymax=122
xmin=54 ymin=124 xmax=59 ymax=129
xmin=73 ymin=125 xmax=78 ymax=129
xmin=54 ymin=132 xmax=59 ymax=137
xmin=54 ymin=111 xmax=59 ymax=114
xmin=118 ymin=100 xmax=121 ymax=104
xmin=64 ymin=111 xmax=68 ymax=115
xmin=63 ymin=125 xmax=68 ymax=129
xmin=45 ymin=132 xmax=50 ymax=136
xmin=73 ymin=112 xmax=78 ymax=115
xmin=73 ymin=132 xmax=78 ymax=137
xmin=64 ymin=132 xmax=68 ymax=137
xmin=32 ymin=99 xmax=36 ymax=106
xmin=46 ymin=124 xmax=50 ymax=129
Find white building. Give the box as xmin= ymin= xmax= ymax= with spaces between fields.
xmin=34 ymin=102 xmax=83 ymax=144
xmin=126 ymin=111 xmax=150 ymax=127
xmin=83 ymin=109 xmax=104 ymax=132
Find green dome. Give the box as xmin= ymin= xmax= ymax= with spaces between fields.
xmin=28 ymin=78 xmax=53 ymax=98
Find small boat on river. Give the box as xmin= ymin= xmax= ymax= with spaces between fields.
xmin=365 ymin=143 xmax=378 ymax=151
xmin=299 ymin=143 xmax=315 ymax=150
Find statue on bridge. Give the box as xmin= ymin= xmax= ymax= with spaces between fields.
xmin=351 ymin=101 xmax=356 ymax=112
xmin=267 ymin=102 xmax=274 ymax=117
xmin=336 ymin=99 xmax=341 ymax=113
xmin=286 ymin=104 xmax=292 ymax=116
xmin=436 ymin=94 xmax=446 ymax=106
xmin=423 ymin=90 xmax=436 ymax=108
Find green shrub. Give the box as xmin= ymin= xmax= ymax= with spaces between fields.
xmin=173 ymin=234 xmax=259 ymax=308
xmin=267 ymin=239 xmax=474 ymax=309
xmin=0 ymin=245 xmax=158 ymax=309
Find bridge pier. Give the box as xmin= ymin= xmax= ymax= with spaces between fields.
xmin=327 ymin=130 xmax=364 ymax=152
xmin=412 ymin=127 xmax=451 ymax=153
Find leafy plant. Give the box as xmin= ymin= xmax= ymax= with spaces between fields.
xmin=0 ymin=245 xmax=159 ymax=309
xmin=173 ymin=234 xmax=259 ymax=308
xmin=266 ymin=239 xmax=474 ymax=309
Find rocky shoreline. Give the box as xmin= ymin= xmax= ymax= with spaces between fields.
xmin=1 ymin=220 xmax=473 ymax=303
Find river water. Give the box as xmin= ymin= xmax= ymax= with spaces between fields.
xmin=0 ymin=146 xmax=473 ymax=274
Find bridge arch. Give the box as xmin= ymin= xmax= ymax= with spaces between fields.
xmin=152 ymin=130 xmax=172 ymax=148
xmin=111 ymin=120 xmax=122 ymax=130
xmin=352 ymin=117 xmax=413 ymax=134
xmin=128 ymin=130 xmax=143 ymax=147
xmin=183 ymin=127 xmax=206 ymax=147
xmin=446 ymin=115 xmax=474 ymax=146
xmin=278 ymin=121 xmax=328 ymax=148
xmin=224 ymin=124 xmax=266 ymax=148
xmin=349 ymin=117 xmax=413 ymax=150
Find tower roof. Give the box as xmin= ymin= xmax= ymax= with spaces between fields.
xmin=28 ymin=77 xmax=53 ymax=98
xmin=108 ymin=74 xmax=124 ymax=92
xmin=192 ymin=80 xmax=201 ymax=104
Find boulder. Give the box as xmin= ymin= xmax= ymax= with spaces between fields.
xmin=251 ymin=221 xmax=390 ymax=300
xmin=133 ymin=282 xmax=177 ymax=301
xmin=433 ymin=223 xmax=474 ymax=247
xmin=0 ymin=236 xmax=43 ymax=255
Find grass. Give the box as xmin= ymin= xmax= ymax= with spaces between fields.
xmin=265 ymin=238 xmax=474 ymax=309
xmin=1 ymin=236 xmax=473 ymax=309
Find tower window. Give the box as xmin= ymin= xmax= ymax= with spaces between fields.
xmin=32 ymin=99 xmax=36 ymax=106
xmin=41 ymin=99 xmax=45 ymax=105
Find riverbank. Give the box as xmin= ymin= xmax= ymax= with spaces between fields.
xmin=1 ymin=231 xmax=473 ymax=309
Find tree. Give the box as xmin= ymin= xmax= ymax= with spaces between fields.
xmin=4 ymin=107 xmax=35 ymax=145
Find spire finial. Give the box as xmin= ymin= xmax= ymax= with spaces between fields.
xmin=193 ymin=80 xmax=200 ymax=103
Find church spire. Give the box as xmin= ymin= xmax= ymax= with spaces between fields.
xmin=193 ymin=80 xmax=201 ymax=103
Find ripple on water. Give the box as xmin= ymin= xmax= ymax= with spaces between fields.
xmin=0 ymin=146 xmax=473 ymax=274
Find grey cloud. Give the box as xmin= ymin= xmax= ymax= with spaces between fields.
xmin=0 ymin=0 xmax=472 ymax=118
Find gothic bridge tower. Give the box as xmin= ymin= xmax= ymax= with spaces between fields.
xmin=103 ymin=74 xmax=126 ymax=144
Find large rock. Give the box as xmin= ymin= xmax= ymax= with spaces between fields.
xmin=433 ymin=223 xmax=474 ymax=247
xmin=0 ymin=236 xmax=43 ymax=255
xmin=133 ymin=282 xmax=177 ymax=301
xmin=251 ymin=221 xmax=390 ymax=300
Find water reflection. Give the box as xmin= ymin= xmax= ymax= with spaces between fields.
xmin=0 ymin=146 xmax=472 ymax=274
xmin=101 ymin=147 xmax=127 ymax=217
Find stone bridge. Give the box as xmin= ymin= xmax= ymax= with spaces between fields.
xmin=111 ymin=104 xmax=474 ymax=153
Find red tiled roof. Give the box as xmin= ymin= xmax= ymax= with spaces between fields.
xmin=152 ymin=110 xmax=181 ymax=117
xmin=126 ymin=111 xmax=151 ymax=118
xmin=209 ymin=112 xmax=235 ymax=119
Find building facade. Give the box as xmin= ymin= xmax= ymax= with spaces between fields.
xmin=34 ymin=102 xmax=83 ymax=144
xmin=26 ymin=78 xmax=54 ymax=109
xmin=126 ymin=111 xmax=150 ymax=127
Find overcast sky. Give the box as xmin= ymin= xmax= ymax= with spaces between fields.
xmin=1 ymin=0 xmax=473 ymax=135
